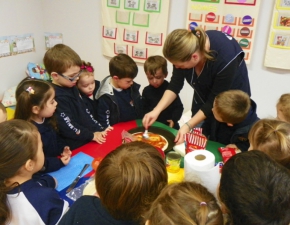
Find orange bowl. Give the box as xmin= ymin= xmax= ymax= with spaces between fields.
xmin=91 ymin=157 xmax=102 ymax=171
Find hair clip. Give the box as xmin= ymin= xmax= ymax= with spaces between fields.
xmin=200 ymin=202 xmax=207 ymax=206
xmin=80 ymin=65 xmax=94 ymax=72
xmin=26 ymin=86 xmax=35 ymax=94
xmin=191 ymin=29 xmax=200 ymax=38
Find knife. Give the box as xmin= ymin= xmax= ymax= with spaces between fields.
xmin=66 ymin=164 xmax=90 ymax=193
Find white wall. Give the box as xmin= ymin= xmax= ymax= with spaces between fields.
xmin=0 ymin=0 xmax=289 ymax=119
xmin=0 ymin=0 xmax=46 ymax=96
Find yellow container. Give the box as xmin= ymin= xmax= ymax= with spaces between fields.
xmin=167 ymin=168 xmax=184 ymax=184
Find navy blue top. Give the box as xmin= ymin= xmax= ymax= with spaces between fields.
xmin=167 ymin=30 xmax=251 ymax=118
xmin=53 ymin=84 xmax=104 ymax=150
xmin=143 ymin=80 xmax=183 ymax=129
xmin=59 ymin=196 xmax=139 ymax=225
xmin=202 ymin=99 xmax=259 ymax=151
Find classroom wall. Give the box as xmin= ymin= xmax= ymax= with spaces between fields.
xmin=0 ymin=0 xmax=289 ymax=119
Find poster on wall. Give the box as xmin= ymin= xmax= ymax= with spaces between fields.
xmin=44 ymin=33 xmax=63 ymax=50
xmin=0 ymin=36 xmax=11 ymax=58
xmin=185 ymin=0 xmax=261 ymax=64
xmin=264 ymin=0 xmax=290 ymax=70
xmin=101 ymin=0 xmax=170 ymax=63
xmin=10 ymin=34 xmax=35 ymax=55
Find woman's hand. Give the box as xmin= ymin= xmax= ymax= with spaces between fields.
xmin=142 ymin=110 xmax=160 ymax=129
xmin=174 ymin=124 xmax=191 ymax=145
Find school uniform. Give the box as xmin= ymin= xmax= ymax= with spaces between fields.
xmin=142 ymin=80 xmax=183 ymax=129
xmin=78 ymin=80 xmax=100 ymax=119
xmin=32 ymin=118 xmax=66 ymax=173
xmin=203 ymin=99 xmax=259 ymax=151
xmin=53 ymin=84 xmax=104 ymax=150
xmin=167 ymin=30 xmax=251 ymax=120
xmin=95 ymin=76 xmax=143 ymax=127
xmin=59 ymin=196 xmax=139 ymax=225
xmin=7 ymin=179 xmax=69 ymax=225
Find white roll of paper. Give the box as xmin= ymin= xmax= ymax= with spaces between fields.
xmin=184 ymin=150 xmax=220 ymax=196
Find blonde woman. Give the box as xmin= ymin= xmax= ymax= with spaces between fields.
xmin=143 ymin=28 xmax=251 ymax=144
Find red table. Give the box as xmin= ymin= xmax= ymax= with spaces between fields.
xmin=57 ymin=120 xmax=223 ymax=205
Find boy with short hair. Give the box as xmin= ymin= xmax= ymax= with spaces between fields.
xmin=276 ymin=93 xmax=290 ymax=123
xmin=143 ymin=55 xmax=183 ymax=129
xmin=43 ymin=44 xmax=110 ymax=150
xmin=59 ymin=141 xmax=168 ymax=225
xmin=95 ymin=53 xmax=143 ymax=127
xmin=0 ymin=102 xmax=7 ymax=123
xmin=203 ymin=90 xmax=259 ymax=152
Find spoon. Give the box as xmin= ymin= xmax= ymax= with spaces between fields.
xmin=143 ymin=129 xmax=149 ymax=139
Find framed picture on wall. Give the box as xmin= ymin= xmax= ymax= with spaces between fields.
xmin=144 ymin=0 xmax=161 ymax=12
xmin=124 ymin=0 xmax=140 ymax=10
xmin=123 ymin=29 xmax=139 ymax=43
xmin=114 ymin=43 xmax=128 ymax=54
xmin=102 ymin=26 xmax=117 ymax=39
xmin=132 ymin=46 xmax=147 ymax=59
xmin=107 ymin=0 xmax=120 ymax=8
xmin=145 ymin=32 xmax=162 ymax=45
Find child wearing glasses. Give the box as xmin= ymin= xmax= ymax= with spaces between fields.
xmin=143 ymin=55 xmax=183 ymax=129
xmin=43 ymin=44 xmax=112 ymax=150
xmin=59 ymin=141 xmax=168 ymax=225
xmin=95 ymin=54 xmax=143 ymax=127
xmin=76 ymin=60 xmax=100 ymax=119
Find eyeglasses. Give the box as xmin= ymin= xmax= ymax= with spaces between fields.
xmin=57 ymin=70 xmax=82 ymax=82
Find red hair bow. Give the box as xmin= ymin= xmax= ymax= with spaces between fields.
xmin=80 ymin=65 xmax=94 ymax=72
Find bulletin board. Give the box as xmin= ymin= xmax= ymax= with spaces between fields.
xmin=101 ymin=0 xmax=170 ymax=63
xmin=186 ymin=0 xmax=261 ymax=64
xmin=264 ymin=0 xmax=290 ymax=70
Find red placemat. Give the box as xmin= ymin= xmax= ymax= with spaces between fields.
xmin=72 ymin=120 xmax=138 ymax=159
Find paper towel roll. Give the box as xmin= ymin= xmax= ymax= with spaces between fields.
xmin=184 ymin=150 xmax=220 ymax=196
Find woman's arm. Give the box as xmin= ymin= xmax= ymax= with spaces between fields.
xmin=142 ymin=90 xmax=177 ymax=128
xmin=175 ymin=110 xmax=206 ymax=144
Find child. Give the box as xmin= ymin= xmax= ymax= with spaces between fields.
xmin=95 ymin=53 xmax=143 ymax=127
xmin=145 ymin=181 xmax=223 ymax=225
xmin=0 ymin=102 xmax=7 ymax=123
xmin=43 ymin=44 xmax=111 ymax=150
xmin=0 ymin=119 xmax=69 ymax=225
xmin=276 ymin=93 xmax=290 ymax=123
xmin=76 ymin=60 xmax=100 ymax=118
xmin=203 ymin=90 xmax=259 ymax=152
xmin=143 ymin=55 xmax=183 ymax=129
xmin=248 ymin=118 xmax=290 ymax=169
xmin=219 ymin=150 xmax=290 ymax=225
xmin=14 ymin=78 xmax=71 ymax=173
xmin=59 ymin=141 xmax=168 ymax=225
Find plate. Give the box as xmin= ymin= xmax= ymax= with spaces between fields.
xmin=83 ymin=179 xmax=96 ymax=196
xmin=128 ymin=126 xmax=175 ymax=153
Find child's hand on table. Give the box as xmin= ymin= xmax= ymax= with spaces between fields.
xmin=61 ymin=146 xmax=72 ymax=165
xmin=93 ymin=132 xmax=106 ymax=144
